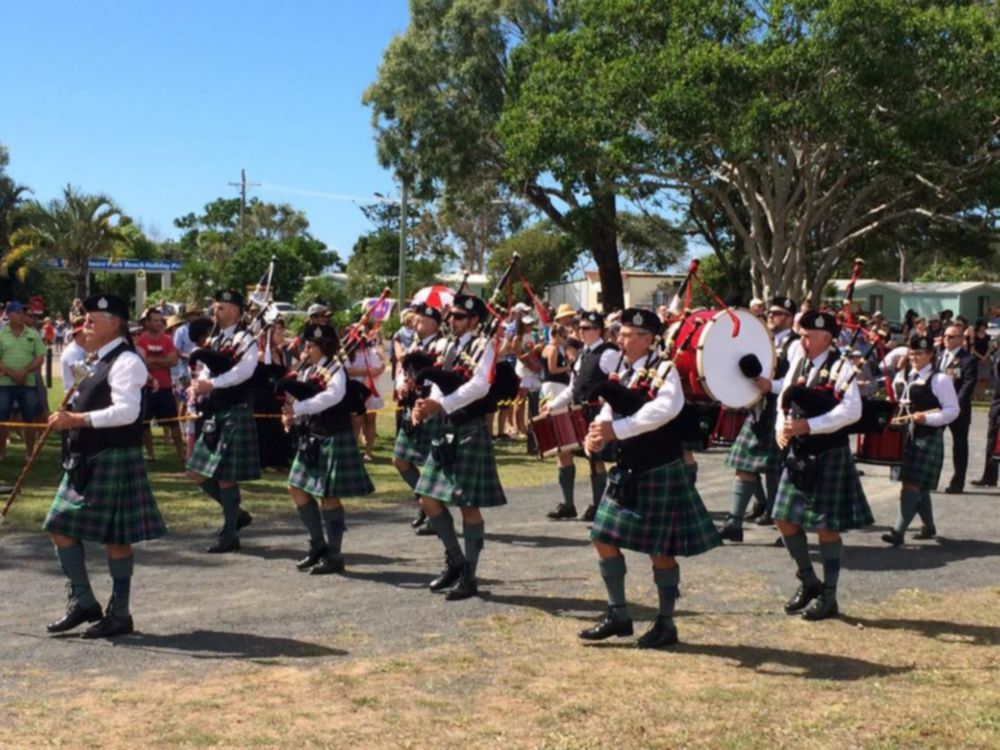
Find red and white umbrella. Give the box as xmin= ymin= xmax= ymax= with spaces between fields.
xmin=411 ymin=285 xmax=455 ymax=310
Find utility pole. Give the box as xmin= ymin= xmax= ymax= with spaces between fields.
xmin=398 ymin=179 xmax=408 ymax=307
xmin=229 ymin=168 xmax=260 ymax=249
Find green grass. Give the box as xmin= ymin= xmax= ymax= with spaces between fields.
xmin=0 ymin=382 xmax=557 ymax=534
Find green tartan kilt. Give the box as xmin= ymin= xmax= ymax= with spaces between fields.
xmin=773 ymin=445 xmax=874 ymax=531
xmin=414 ymin=417 xmax=506 ymax=508
xmin=590 ymin=459 xmax=722 ymax=557
xmin=186 ymin=404 xmax=262 ymax=483
xmin=725 ymin=409 xmax=782 ymax=475
xmin=896 ymin=429 xmax=945 ymax=491
xmin=393 ymin=414 xmax=446 ymax=464
xmin=288 ymin=429 xmax=375 ymax=499
xmin=43 ymin=446 xmax=166 ymax=545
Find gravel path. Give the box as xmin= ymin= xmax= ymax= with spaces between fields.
xmin=1 ymin=411 xmax=997 ymax=691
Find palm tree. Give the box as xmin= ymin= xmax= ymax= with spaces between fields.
xmin=4 ymin=185 xmax=129 ymax=298
xmin=0 ymin=156 xmax=32 ymax=259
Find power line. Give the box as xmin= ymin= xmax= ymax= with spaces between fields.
xmin=228 ymin=168 xmax=261 ymax=248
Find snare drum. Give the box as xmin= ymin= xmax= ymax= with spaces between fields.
xmin=710 ymin=407 xmax=749 ymax=447
xmin=855 ymin=427 xmax=908 ymax=465
xmin=665 ymin=308 xmax=775 ymax=409
xmin=531 ymin=406 xmax=588 ymax=458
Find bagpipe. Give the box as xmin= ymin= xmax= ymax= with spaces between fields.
xmin=272 ymin=288 xmax=393 ymax=416
xmin=408 ymin=253 xmax=522 ymax=408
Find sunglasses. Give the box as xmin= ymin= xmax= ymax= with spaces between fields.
xmin=578 ymin=325 xmax=598 ymax=331
xmin=449 ymin=312 xmax=469 ymax=321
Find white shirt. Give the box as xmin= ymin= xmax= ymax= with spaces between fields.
xmin=196 ymin=324 xmax=258 ymax=390
xmin=770 ymin=328 xmax=800 ymax=392
xmin=881 ymin=345 xmax=910 ymax=375
xmin=292 ymin=360 xmax=347 ymax=418
xmin=595 ymin=352 xmax=684 ymax=440
xmin=776 ymin=347 xmax=862 ymax=436
xmin=429 ymin=332 xmax=496 ymax=415
xmin=60 ymin=340 xmax=87 ymax=395
xmin=81 ymin=337 xmax=148 ymax=429
xmin=548 ymin=339 xmax=620 ymax=411
xmin=892 ymin=364 xmax=960 ymax=428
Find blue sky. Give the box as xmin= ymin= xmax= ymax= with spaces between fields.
xmin=3 ymin=0 xmax=413 ymax=260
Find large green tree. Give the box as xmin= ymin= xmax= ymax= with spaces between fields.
xmin=365 ymin=0 xmax=653 ymax=311
xmin=486 ymin=224 xmax=579 ymax=305
xmin=5 ymin=185 xmax=130 ymax=298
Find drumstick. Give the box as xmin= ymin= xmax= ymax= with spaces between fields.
xmin=890 ymin=408 xmax=940 ymax=425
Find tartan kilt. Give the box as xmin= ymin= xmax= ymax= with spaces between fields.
xmin=725 ymin=411 xmax=782 ymax=475
xmin=288 ymin=429 xmax=375 ymax=499
xmin=589 ymin=459 xmax=722 ymax=557
xmin=415 ymin=417 xmax=507 ymax=508
xmin=43 ymin=446 xmax=166 ymax=545
xmin=186 ymin=404 xmax=261 ymax=483
xmin=393 ymin=414 xmax=446 ymax=464
xmin=773 ymin=445 xmax=874 ymax=531
xmin=897 ymin=429 xmax=945 ymax=491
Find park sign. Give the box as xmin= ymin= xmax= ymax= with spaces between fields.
xmin=46 ymin=258 xmax=183 ymax=272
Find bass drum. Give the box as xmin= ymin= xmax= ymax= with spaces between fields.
xmin=665 ymin=308 xmax=775 ymax=409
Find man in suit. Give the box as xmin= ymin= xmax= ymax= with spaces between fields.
xmin=939 ymin=324 xmax=977 ymax=494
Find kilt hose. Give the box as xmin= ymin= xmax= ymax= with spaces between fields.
xmin=393 ymin=414 xmax=446 ymax=465
xmin=186 ymin=403 xmax=262 ymax=483
xmin=414 ymin=417 xmax=507 ymax=508
xmin=773 ymin=445 xmax=874 ymax=531
xmin=44 ymin=446 xmax=166 ymax=545
xmin=590 ymin=459 xmax=722 ymax=558
xmin=897 ymin=429 xmax=945 ymax=491
xmin=288 ymin=429 xmax=375 ymax=499
xmin=725 ymin=406 xmax=782 ymax=476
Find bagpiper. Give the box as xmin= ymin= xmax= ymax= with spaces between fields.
xmin=186 ymin=289 xmax=261 ymax=553
xmin=410 ymin=294 xmax=507 ymax=601
xmin=580 ymin=308 xmax=722 ymax=648
xmin=283 ymin=325 xmax=375 ymax=574
xmin=43 ymin=294 xmax=166 ymax=638
xmin=774 ymin=311 xmax=874 ymax=621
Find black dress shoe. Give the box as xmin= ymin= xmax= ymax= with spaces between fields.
xmin=237 ymin=510 xmax=253 ymax=530
xmin=635 ymin=616 xmax=679 ymax=649
xmin=206 ymin=536 xmax=241 ymax=554
xmin=784 ymin=580 xmax=823 ymax=614
xmin=913 ymin=525 xmax=937 ymax=540
xmin=82 ymin=612 xmax=135 ymax=639
xmin=296 ymin=545 xmax=330 ymax=571
xmin=411 ymin=509 xmax=427 ymax=529
xmin=755 ymin=514 xmax=774 ymax=526
xmin=579 ymin=609 xmax=634 ymax=641
xmin=415 ymin=523 xmax=437 ymax=537
xmin=744 ymin=502 xmax=765 ymax=522
xmin=801 ymin=594 xmax=839 ymax=621
xmin=970 ymin=479 xmax=996 ymax=488
xmin=47 ymin=601 xmax=103 ymax=634
xmin=546 ymin=503 xmax=578 ymax=520
xmin=310 ymin=556 xmax=345 ymax=575
xmin=429 ymin=561 xmax=464 ymax=591
xmin=719 ymin=521 xmax=744 ymax=543
xmin=881 ymin=530 xmax=904 ymax=547
xmin=944 ymin=485 xmax=963 ymax=495
xmin=579 ymin=505 xmax=597 ymax=522
xmin=444 ymin=565 xmax=478 ymax=600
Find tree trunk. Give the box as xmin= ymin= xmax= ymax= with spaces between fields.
xmin=74 ymin=264 xmax=89 ymax=299
xmin=586 ymin=191 xmax=624 ymax=312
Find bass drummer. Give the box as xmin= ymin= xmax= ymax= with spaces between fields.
xmin=720 ymin=296 xmax=801 ymax=541
xmin=538 ymin=310 xmax=619 ymax=522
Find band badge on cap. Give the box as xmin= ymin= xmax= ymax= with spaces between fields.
xmin=221 ymin=291 xmax=232 ymax=302
xmin=313 ymin=327 xmax=322 ymax=338
xmin=632 ymin=312 xmax=643 ymax=325
xmin=97 ymin=297 xmax=108 ymax=310
xmin=464 ymin=299 xmax=474 ymax=310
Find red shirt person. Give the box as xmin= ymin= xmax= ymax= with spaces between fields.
xmin=135 ymin=309 xmax=185 ymax=461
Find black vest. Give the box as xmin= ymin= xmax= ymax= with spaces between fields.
xmin=571 ymin=342 xmax=615 ymax=404
xmin=614 ymin=357 xmax=683 ymax=473
xmin=207 ymin=326 xmax=251 ymax=410
xmin=541 ymin=346 xmax=570 ymax=385
xmin=793 ymin=349 xmax=852 ymax=455
xmin=897 ymin=367 xmax=943 ymax=438
xmin=68 ymin=342 xmax=144 ymax=456
xmin=301 ymin=360 xmax=353 ymax=437
xmin=447 ymin=336 xmax=494 ymax=425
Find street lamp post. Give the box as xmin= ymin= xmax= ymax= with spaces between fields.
xmin=398 ymin=179 xmax=408 ymax=309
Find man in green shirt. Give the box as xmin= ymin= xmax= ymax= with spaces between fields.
xmin=0 ymin=301 xmax=46 ymax=458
